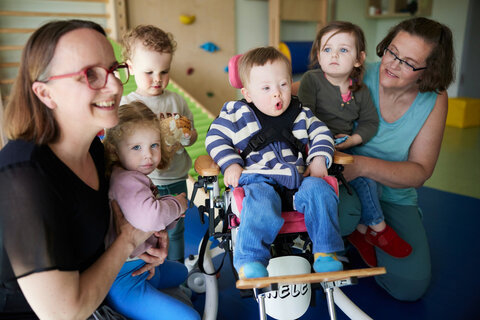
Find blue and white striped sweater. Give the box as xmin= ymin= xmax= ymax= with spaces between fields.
xmin=206 ymin=99 xmax=334 ymax=190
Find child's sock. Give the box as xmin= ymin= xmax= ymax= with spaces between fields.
xmin=347 ymin=229 xmax=377 ymax=267
xmin=313 ymin=252 xmax=343 ymax=273
xmin=365 ymin=225 xmax=412 ymax=258
xmin=238 ymin=262 xmax=268 ymax=279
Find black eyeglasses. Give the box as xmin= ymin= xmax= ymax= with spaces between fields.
xmin=384 ymin=48 xmax=427 ymax=72
xmin=41 ymin=63 xmax=130 ymax=89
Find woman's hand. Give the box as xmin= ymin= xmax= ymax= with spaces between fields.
xmin=341 ymin=155 xmax=363 ymax=182
xmin=133 ymin=230 xmax=169 ymax=279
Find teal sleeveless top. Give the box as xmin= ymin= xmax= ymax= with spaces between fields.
xmin=352 ymin=62 xmax=438 ymax=206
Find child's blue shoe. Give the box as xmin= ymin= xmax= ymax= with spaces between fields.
xmin=313 ymin=253 xmax=343 ymax=273
xmin=238 ymin=262 xmax=268 ymax=279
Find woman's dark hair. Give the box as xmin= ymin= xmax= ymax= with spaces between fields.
xmin=4 ymin=20 xmax=106 ymax=144
xmin=309 ymin=21 xmax=367 ymax=92
xmin=376 ymin=17 xmax=455 ymax=93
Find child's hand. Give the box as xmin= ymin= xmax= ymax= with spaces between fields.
xmin=174 ymin=192 xmax=188 ymax=213
xmin=181 ymin=128 xmax=198 ymax=146
xmin=224 ymin=163 xmax=243 ymax=188
xmin=303 ymin=156 xmax=328 ymax=178
xmin=335 ymin=133 xmax=362 ymax=150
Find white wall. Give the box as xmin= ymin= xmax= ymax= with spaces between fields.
xmin=235 ymin=0 xmax=269 ymax=53
xmin=235 ymin=0 xmax=470 ymax=97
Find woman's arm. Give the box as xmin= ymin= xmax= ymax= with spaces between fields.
xmin=17 ymin=202 xmax=152 ymax=320
xmin=343 ymin=92 xmax=447 ymax=188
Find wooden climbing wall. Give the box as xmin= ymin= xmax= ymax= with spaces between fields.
xmin=125 ymin=0 xmax=237 ymax=115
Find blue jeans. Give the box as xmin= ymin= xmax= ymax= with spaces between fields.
xmin=106 ymin=259 xmax=200 ymax=320
xmin=157 ymin=180 xmax=187 ymax=261
xmin=233 ymin=174 xmax=343 ymax=270
xmin=348 ymin=177 xmax=384 ymax=226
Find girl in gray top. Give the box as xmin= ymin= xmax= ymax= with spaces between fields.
xmin=298 ymin=21 xmax=412 ymax=268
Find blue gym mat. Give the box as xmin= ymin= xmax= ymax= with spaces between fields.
xmin=185 ymin=187 xmax=480 ymax=319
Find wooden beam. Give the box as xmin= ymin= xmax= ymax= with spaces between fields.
xmin=0 ymin=45 xmax=23 ymax=51
xmin=269 ymin=0 xmax=281 ymax=48
xmin=0 ymin=91 xmax=5 ymax=150
xmin=0 ymin=62 xmax=20 ymax=68
xmin=0 ymin=11 xmax=109 ymax=18
xmin=0 ymin=28 xmax=36 ymax=34
xmin=0 ymin=28 xmax=111 ymax=35
xmin=0 ymin=79 xmax=14 ymax=85
xmin=48 ymin=0 xmax=108 ymax=2
xmin=106 ymin=0 xmax=127 ymax=42
xmin=236 ymin=267 xmax=386 ymax=290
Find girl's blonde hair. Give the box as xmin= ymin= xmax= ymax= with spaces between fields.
xmin=103 ymin=101 xmax=173 ymax=177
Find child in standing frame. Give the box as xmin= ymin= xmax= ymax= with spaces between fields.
xmin=206 ymin=47 xmax=344 ymax=279
xmin=104 ymin=101 xmax=199 ymax=320
xmin=297 ymin=21 xmax=411 ymax=267
xmin=121 ymin=25 xmax=198 ymax=262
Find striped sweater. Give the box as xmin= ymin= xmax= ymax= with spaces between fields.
xmin=205 ymin=98 xmax=334 ymax=190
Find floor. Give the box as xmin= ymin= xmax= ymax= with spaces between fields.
xmin=185 ymin=124 xmax=480 ymax=319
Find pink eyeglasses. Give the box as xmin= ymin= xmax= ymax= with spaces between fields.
xmin=41 ymin=63 xmax=130 ymax=90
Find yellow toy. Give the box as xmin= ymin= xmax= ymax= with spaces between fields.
xmin=179 ymin=14 xmax=196 ymax=25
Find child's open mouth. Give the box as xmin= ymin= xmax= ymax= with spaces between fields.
xmin=276 ymin=101 xmax=282 ymax=110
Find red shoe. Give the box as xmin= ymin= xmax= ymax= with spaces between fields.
xmin=365 ymin=225 xmax=412 ymax=258
xmin=347 ymin=230 xmax=377 ymax=267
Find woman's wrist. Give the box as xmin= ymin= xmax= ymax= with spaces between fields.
xmin=115 ymin=227 xmax=139 ymax=255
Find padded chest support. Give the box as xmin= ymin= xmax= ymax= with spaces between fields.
xmin=240 ymin=97 xmax=307 ymax=160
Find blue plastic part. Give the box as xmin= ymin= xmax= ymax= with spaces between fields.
xmin=283 ymin=41 xmax=314 ymax=74
xmin=200 ymin=42 xmax=220 ymax=53
xmin=335 ymin=136 xmax=349 ymax=145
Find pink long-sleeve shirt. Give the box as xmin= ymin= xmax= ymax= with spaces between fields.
xmin=106 ymin=166 xmax=183 ymax=258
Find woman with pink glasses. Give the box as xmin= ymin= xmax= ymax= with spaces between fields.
xmin=0 ymin=20 xmax=163 ymax=318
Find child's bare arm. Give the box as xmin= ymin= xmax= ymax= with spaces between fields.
xmin=335 ymin=133 xmax=362 ymax=150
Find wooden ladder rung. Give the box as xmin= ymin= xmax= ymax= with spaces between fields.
xmin=0 ymin=62 xmax=20 ymax=68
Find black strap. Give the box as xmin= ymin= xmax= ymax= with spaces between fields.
xmin=240 ymin=98 xmax=306 ymax=159
xmin=197 ymin=230 xmax=228 ymax=276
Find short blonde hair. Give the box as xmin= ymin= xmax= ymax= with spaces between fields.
xmin=122 ymin=25 xmax=176 ymax=61
xmin=103 ymin=101 xmax=173 ymax=177
xmin=238 ymin=46 xmax=292 ymax=87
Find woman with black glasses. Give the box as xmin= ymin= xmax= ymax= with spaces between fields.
xmin=0 ymin=20 xmax=161 ymax=318
xmin=338 ymin=17 xmax=454 ymax=301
